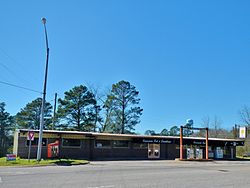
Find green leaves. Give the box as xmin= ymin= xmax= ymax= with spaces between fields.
xmin=57 ymin=85 xmax=97 ymax=131
xmin=0 ymin=102 xmax=14 ymax=157
xmin=15 ymin=98 xmax=52 ymax=130
xmin=14 ymin=81 xmax=143 ymax=134
xmin=145 ymin=126 xmax=180 ymax=136
xmin=105 ymin=80 xmax=143 ymax=134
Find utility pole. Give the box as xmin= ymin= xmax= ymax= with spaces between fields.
xmin=234 ymin=124 xmax=238 ymax=138
xmin=37 ymin=17 xmax=50 ymax=161
xmin=52 ymin=93 xmax=57 ymax=130
xmin=180 ymin=126 xmax=183 ymax=160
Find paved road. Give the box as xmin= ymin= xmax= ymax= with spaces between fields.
xmin=1 ymin=160 xmax=250 ymax=188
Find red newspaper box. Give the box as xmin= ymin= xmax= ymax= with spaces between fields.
xmin=47 ymin=141 xmax=59 ymax=158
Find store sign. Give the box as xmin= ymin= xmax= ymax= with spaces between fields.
xmin=225 ymin=141 xmax=244 ymax=146
xmin=239 ymin=127 xmax=246 ymax=139
xmin=192 ymin=141 xmax=206 ymax=145
xmin=133 ymin=138 xmax=173 ymax=144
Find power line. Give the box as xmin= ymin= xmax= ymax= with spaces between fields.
xmin=0 ymin=80 xmax=42 ymax=94
xmin=0 ymin=47 xmax=41 ymax=85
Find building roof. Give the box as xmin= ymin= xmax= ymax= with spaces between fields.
xmin=16 ymin=129 xmax=244 ymax=142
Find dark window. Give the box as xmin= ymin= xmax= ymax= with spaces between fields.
xmin=62 ymin=139 xmax=81 ymax=147
xmin=133 ymin=143 xmax=148 ymax=149
xmin=26 ymin=138 xmax=47 ymax=146
xmin=95 ymin=140 xmax=111 ymax=148
xmin=113 ymin=140 xmax=129 ymax=148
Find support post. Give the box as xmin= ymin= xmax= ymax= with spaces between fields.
xmin=206 ymin=127 xmax=209 ymax=160
xmin=28 ymin=139 xmax=31 ymax=162
xmin=180 ymin=126 xmax=183 ymax=160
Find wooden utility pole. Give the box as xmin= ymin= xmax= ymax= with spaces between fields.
xmin=180 ymin=126 xmax=183 ymax=160
xmin=206 ymin=127 xmax=209 ymax=160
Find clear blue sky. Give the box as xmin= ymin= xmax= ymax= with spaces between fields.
xmin=0 ymin=1 xmax=249 ymax=134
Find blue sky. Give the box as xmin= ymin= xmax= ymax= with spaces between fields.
xmin=0 ymin=1 xmax=249 ymax=134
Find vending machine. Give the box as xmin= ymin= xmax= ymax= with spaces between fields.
xmin=47 ymin=140 xmax=59 ymax=158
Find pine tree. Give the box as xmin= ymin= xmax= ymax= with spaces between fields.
xmin=105 ymin=80 xmax=143 ymax=134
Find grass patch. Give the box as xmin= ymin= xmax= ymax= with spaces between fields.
xmin=0 ymin=157 xmax=89 ymax=167
xmin=237 ymin=156 xmax=250 ymax=160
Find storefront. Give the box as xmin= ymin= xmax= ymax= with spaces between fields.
xmin=13 ymin=129 xmax=244 ymax=160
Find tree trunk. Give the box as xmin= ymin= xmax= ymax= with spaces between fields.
xmin=121 ymin=102 xmax=125 ymax=134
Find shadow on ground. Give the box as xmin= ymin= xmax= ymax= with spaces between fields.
xmin=53 ymin=160 xmax=89 ymax=166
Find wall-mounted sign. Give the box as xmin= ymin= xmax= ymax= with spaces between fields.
xmin=239 ymin=127 xmax=247 ymax=139
xmin=133 ymin=138 xmax=173 ymax=144
xmin=192 ymin=141 xmax=206 ymax=145
xmin=182 ymin=139 xmax=206 ymax=145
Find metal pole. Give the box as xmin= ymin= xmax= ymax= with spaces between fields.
xmin=27 ymin=129 xmax=31 ymax=162
xmin=28 ymin=139 xmax=31 ymax=162
xmin=37 ymin=18 xmax=49 ymax=161
xmin=234 ymin=124 xmax=238 ymax=138
xmin=180 ymin=126 xmax=183 ymax=160
xmin=52 ymin=93 xmax=57 ymax=130
xmin=206 ymin=127 xmax=209 ymax=160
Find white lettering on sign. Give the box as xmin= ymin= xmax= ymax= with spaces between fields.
xmin=161 ymin=140 xmax=172 ymax=144
xmin=193 ymin=141 xmax=206 ymax=145
xmin=142 ymin=139 xmax=154 ymax=143
xmin=142 ymin=139 xmax=172 ymax=144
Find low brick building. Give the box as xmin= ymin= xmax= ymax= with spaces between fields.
xmin=13 ymin=129 xmax=244 ymax=160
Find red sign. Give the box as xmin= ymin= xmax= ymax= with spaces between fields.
xmin=27 ymin=131 xmax=35 ymax=141
xmin=47 ymin=141 xmax=59 ymax=158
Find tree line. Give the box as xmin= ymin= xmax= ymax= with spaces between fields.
xmin=1 ymin=80 xmax=250 ymax=157
xmin=144 ymin=116 xmax=236 ymax=138
xmin=0 ymin=80 xmax=143 ymax=156
xmin=15 ymin=80 xmax=143 ymax=134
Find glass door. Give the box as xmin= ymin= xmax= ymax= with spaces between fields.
xmin=148 ymin=144 xmax=160 ymax=159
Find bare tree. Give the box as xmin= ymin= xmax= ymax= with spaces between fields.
xmin=87 ymin=84 xmax=105 ymax=132
xmin=211 ymin=116 xmax=222 ymax=137
xmin=87 ymin=85 xmax=116 ymax=133
xmin=239 ymin=105 xmax=250 ymax=126
xmin=100 ymin=88 xmax=117 ymax=132
xmin=201 ymin=116 xmax=210 ymax=128
xmin=200 ymin=116 xmax=223 ymax=138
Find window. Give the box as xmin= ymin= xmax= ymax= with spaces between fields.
xmin=62 ymin=139 xmax=81 ymax=147
xmin=95 ymin=140 xmax=111 ymax=148
xmin=26 ymin=138 xmax=47 ymax=147
xmin=113 ymin=140 xmax=129 ymax=148
xmin=133 ymin=143 xmax=148 ymax=149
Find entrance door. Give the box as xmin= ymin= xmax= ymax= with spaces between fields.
xmin=148 ymin=144 xmax=160 ymax=159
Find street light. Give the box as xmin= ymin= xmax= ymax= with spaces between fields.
xmin=37 ymin=17 xmax=50 ymax=161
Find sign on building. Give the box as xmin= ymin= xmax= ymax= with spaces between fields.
xmin=239 ymin=127 xmax=247 ymax=139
